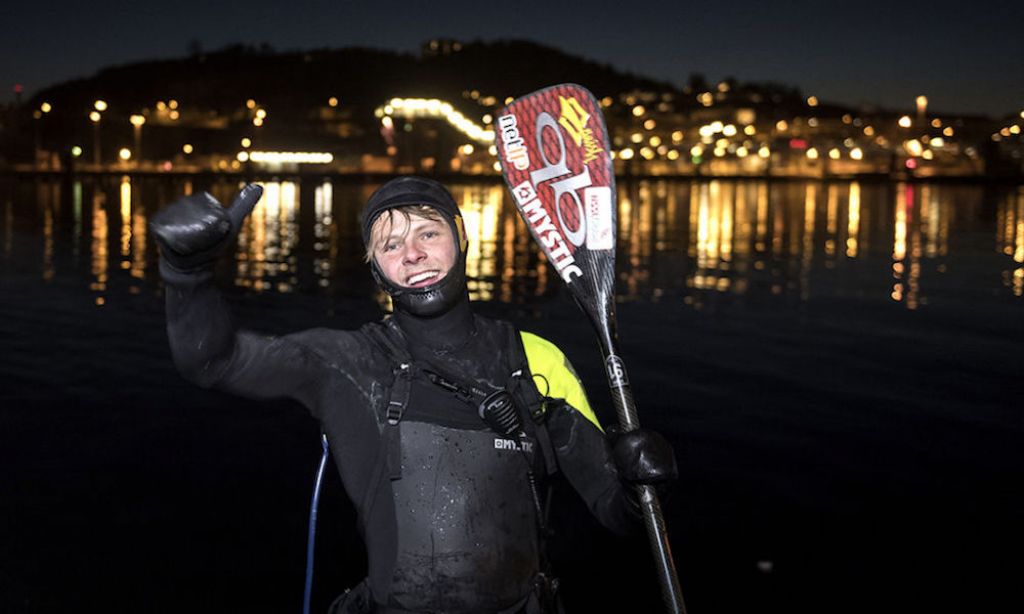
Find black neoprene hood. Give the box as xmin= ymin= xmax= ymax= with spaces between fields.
xmin=362 ymin=176 xmax=468 ymax=317
xmin=361 ymin=176 xmax=463 ymax=248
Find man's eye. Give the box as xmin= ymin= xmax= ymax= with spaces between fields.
xmin=422 ymin=230 xmax=438 ymax=239
xmin=382 ymin=242 xmax=399 ymax=252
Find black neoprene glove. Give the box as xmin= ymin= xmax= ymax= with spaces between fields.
xmin=608 ymin=426 xmax=679 ymax=486
xmin=149 ymin=184 xmax=263 ymax=273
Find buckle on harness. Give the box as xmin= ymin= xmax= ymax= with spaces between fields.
xmin=387 ymin=363 xmax=411 ymax=425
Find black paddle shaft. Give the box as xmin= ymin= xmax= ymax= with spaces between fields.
xmin=589 ymin=304 xmax=687 ymax=614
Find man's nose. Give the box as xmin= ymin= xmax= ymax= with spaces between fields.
xmin=403 ymin=243 xmax=427 ymax=264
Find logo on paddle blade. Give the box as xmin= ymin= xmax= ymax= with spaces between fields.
xmin=498 ymin=114 xmax=530 ymax=171
xmin=511 ymin=180 xmax=583 ymax=283
xmin=558 ymin=96 xmax=605 ymax=164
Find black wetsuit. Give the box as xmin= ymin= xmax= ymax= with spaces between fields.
xmin=162 ymin=264 xmax=636 ymax=613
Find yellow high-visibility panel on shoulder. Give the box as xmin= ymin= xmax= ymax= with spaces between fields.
xmin=519 ymin=331 xmax=602 ymax=431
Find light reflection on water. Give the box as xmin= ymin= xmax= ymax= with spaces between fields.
xmin=5 ymin=176 xmax=1023 ymax=308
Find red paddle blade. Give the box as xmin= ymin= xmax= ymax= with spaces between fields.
xmin=494 ymin=84 xmax=617 ymax=325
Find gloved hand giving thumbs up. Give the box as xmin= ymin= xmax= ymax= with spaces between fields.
xmin=150 ymin=184 xmax=263 ymax=273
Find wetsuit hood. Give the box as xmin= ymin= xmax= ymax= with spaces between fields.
xmin=362 ymin=176 xmax=469 ymax=318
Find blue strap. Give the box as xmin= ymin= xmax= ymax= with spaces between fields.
xmin=303 ymin=433 xmax=330 ymax=614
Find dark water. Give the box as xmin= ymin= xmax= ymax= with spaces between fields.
xmin=1 ymin=175 xmax=1022 ymax=613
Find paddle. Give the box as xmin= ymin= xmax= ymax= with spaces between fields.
xmin=494 ymin=84 xmax=686 ymax=614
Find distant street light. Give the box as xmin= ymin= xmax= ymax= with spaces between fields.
xmin=130 ymin=115 xmax=146 ymax=167
xmin=94 ymin=100 xmax=108 ymax=112
xmin=89 ymin=110 xmax=103 ymax=166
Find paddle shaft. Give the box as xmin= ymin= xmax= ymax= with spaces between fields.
xmin=594 ymin=319 xmax=687 ymax=614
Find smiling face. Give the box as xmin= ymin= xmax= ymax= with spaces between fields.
xmin=370 ymin=207 xmax=458 ymax=289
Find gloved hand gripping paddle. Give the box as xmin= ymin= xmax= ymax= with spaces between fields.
xmin=495 ymin=84 xmax=687 ymax=614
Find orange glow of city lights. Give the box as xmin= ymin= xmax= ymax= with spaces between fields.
xmin=898 ymin=116 xmax=912 ymax=128
xmin=93 ymin=100 xmax=108 ymax=112
xmin=40 ymin=102 xmax=52 ymax=113
xmin=89 ymin=111 xmax=101 ymax=123
xmin=182 ymin=144 xmax=194 ymax=154
xmin=632 ymin=105 xmax=645 ymax=117
xmin=118 ymin=148 xmax=132 ymax=161
xmin=129 ymin=114 xmax=146 ymax=127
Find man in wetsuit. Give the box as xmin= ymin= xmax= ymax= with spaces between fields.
xmin=151 ymin=177 xmax=676 ymax=613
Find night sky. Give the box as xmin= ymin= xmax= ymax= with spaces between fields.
xmin=2 ymin=0 xmax=1021 ymax=116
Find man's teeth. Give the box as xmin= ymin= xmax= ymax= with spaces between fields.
xmin=407 ymin=271 xmax=438 ymax=284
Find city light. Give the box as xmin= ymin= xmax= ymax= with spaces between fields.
xmin=247 ymin=151 xmax=334 ymax=164
xmin=850 ymin=147 xmax=864 ymax=160
xmin=619 ymin=148 xmax=635 ymax=160
xmin=71 ymin=146 xmax=83 ymax=157
xmin=898 ymin=116 xmax=912 ymax=128
xmin=807 ymin=96 xmax=819 ymax=107
xmin=943 ymin=127 xmax=954 ymax=137
xmin=241 ymin=137 xmax=252 ymax=148
xmin=461 ymin=144 xmax=474 ymax=155
xmin=806 ymin=147 xmax=819 ymax=160
xmin=632 ymin=105 xmax=645 ymax=117
xmin=758 ymin=146 xmax=770 ymax=158
xmin=40 ymin=102 xmax=52 ymax=113
xmin=129 ymin=114 xmax=146 ymax=127
xmin=182 ymin=144 xmax=194 ymax=154
xmin=89 ymin=111 xmax=101 ymax=123
xmin=916 ymin=95 xmax=928 ymax=115
xmin=119 ymin=148 xmax=132 ymax=161
xmin=378 ymin=98 xmax=494 ymax=144
xmin=328 ymin=97 xmax=338 ymax=107
xmin=94 ymin=100 xmax=108 ymax=112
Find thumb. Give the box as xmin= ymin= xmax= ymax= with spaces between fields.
xmin=226 ymin=184 xmax=263 ymax=229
